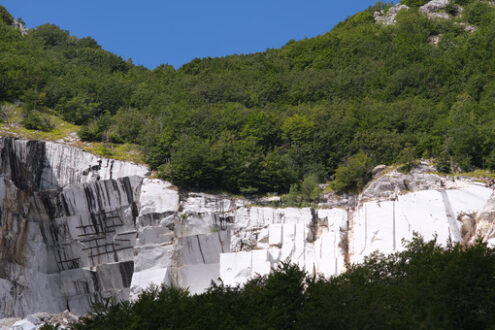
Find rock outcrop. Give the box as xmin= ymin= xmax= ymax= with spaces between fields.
xmin=0 ymin=138 xmax=148 ymax=317
xmin=374 ymin=4 xmax=409 ymax=25
xmin=0 ymin=136 xmax=494 ymax=323
xmin=420 ymin=0 xmax=450 ymax=15
xmin=470 ymin=192 xmax=495 ymax=246
xmin=11 ymin=19 xmax=28 ymax=36
xmin=375 ymin=0 xmax=467 ymax=26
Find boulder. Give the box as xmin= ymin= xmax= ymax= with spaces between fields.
xmin=372 ymin=164 xmax=387 ymax=178
xmin=420 ymin=0 xmax=450 ymax=13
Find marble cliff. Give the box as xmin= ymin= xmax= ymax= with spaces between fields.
xmin=0 ymin=136 xmax=494 ymax=319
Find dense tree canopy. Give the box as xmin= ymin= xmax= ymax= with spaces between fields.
xmin=2 ymin=1 xmax=495 ymax=193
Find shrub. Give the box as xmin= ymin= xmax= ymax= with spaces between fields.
xmin=55 ymin=96 xmax=99 ymax=125
xmin=22 ymin=111 xmax=54 ymax=132
xmin=445 ymin=3 xmax=459 ymax=16
xmin=0 ymin=6 xmax=13 ymax=25
xmin=111 ymin=108 xmax=146 ymax=144
xmin=331 ymin=152 xmax=371 ymax=193
xmin=435 ymin=151 xmax=452 ymax=173
xmin=453 ymin=0 xmax=473 ymax=5
xmin=401 ymin=0 xmax=429 ymax=7
xmin=465 ymin=1 xmax=493 ymax=25
xmin=78 ymin=114 xmax=112 ymax=142
xmin=301 ymin=173 xmax=322 ymax=202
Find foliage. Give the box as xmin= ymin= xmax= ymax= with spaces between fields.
xmin=0 ymin=6 xmax=13 ymax=25
xmin=2 ymin=2 xmax=495 ymax=193
xmin=300 ymin=173 xmax=322 ymax=201
xmin=21 ymin=111 xmax=54 ymax=131
xmin=445 ymin=3 xmax=460 ymax=16
xmin=331 ymin=152 xmax=371 ymax=193
xmin=400 ymin=0 xmax=429 ymax=7
xmin=78 ymin=113 xmax=112 ymax=141
xmin=72 ymin=237 xmax=495 ymax=329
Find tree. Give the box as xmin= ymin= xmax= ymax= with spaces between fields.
xmin=0 ymin=6 xmax=13 ymax=25
xmin=31 ymin=24 xmax=69 ymax=48
xmin=331 ymin=151 xmax=371 ymax=193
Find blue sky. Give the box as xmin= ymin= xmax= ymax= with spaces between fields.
xmin=3 ymin=1 xmax=387 ymax=69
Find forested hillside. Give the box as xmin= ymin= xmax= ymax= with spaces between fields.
xmin=2 ymin=1 xmax=495 ymax=194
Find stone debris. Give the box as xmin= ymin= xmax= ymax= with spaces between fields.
xmin=0 ymin=310 xmax=78 ymax=329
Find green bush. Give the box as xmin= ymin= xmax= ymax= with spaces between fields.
xmin=465 ymin=1 xmax=493 ymax=25
xmin=300 ymin=173 xmax=322 ymax=202
xmin=55 ymin=96 xmax=99 ymax=125
xmin=31 ymin=24 xmax=69 ymax=48
xmin=453 ymin=0 xmax=473 ymax=5
xmin=0 ymin=6 xmax=13 ymax=25
xmin=22 ymin=111 xmax=54 ymax=132
xmin=400 ymin=0 xmax=429 ymax=7
xmin=111 ymin=108 xmax=146 ymax=143
xmin=331 ymin=152 xmax=371 ymax=193
xmin=435 ymin=151 xmax=452 ymax=173
xmin=445 ymin=3 xmax=459 ymax=16
xmin=78 ymin=114 xmax=112 ymax=142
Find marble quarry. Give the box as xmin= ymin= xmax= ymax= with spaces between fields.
xmin=0 ymin=136 xmax=494 ymax=322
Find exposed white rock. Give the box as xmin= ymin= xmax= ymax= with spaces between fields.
xmin=131 ymin=189 xmax=231 ymax=297
xmin=456 ymin=22 xmax=477 ymax=32
xmin=429 ymin=34 xmax=442 ymax=45
xmin=11 ymin=319 xmax=35 ymax=330
xmin=372 ymin=164 xmax=387 ymax=178
xmin=11 ymin=19 xmax=28 ymax=36
xmin=220 ymin=250 xmax=271 ymax=286
xmin=420 ymin=0 xmax=450 ymax=13
xmin=138 ymin=179 xmax=179 ymax=215
xmin=420 ymin=0 xmax=454 ymax=19
xmin=350 ymin=185 xmax=492 ymax=264
xmin=374 ymin=4 xmax=409 ymax=25
xmin=361 ymin=167 xmax=451 ymax=200
xmin=427 ymin=12 xmax=451 ymax=19
xmin=0 ymin=310 xmax=79 ymax=330
xmin=42 ymin=141 xmax=148 ymax=189
xmin=471 ymin=191 xmax=495 ymax=245
xmin=0 ymin=136 xmax=494 ymax=321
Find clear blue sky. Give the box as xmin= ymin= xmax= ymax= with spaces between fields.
xmin=3 ymin=1 xmax=388 ymax=69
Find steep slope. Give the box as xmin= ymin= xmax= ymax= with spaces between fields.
xmin=0 ymin=136 xmax=494 ymax=320
xmin=3 ymin=1 xmax=495 ymax=194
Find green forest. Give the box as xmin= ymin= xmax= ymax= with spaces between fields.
xmin=67 ymin=237 xmax=495 ymax=329
xmin=2 ymin=0 xmax=495 ymax=195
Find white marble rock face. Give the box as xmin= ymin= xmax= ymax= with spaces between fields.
xmin=0 ymin=136 xmax=494 ymax=321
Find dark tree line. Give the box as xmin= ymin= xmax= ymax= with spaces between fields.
xmin=70 ymin=237 xmax=495 ymax=329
